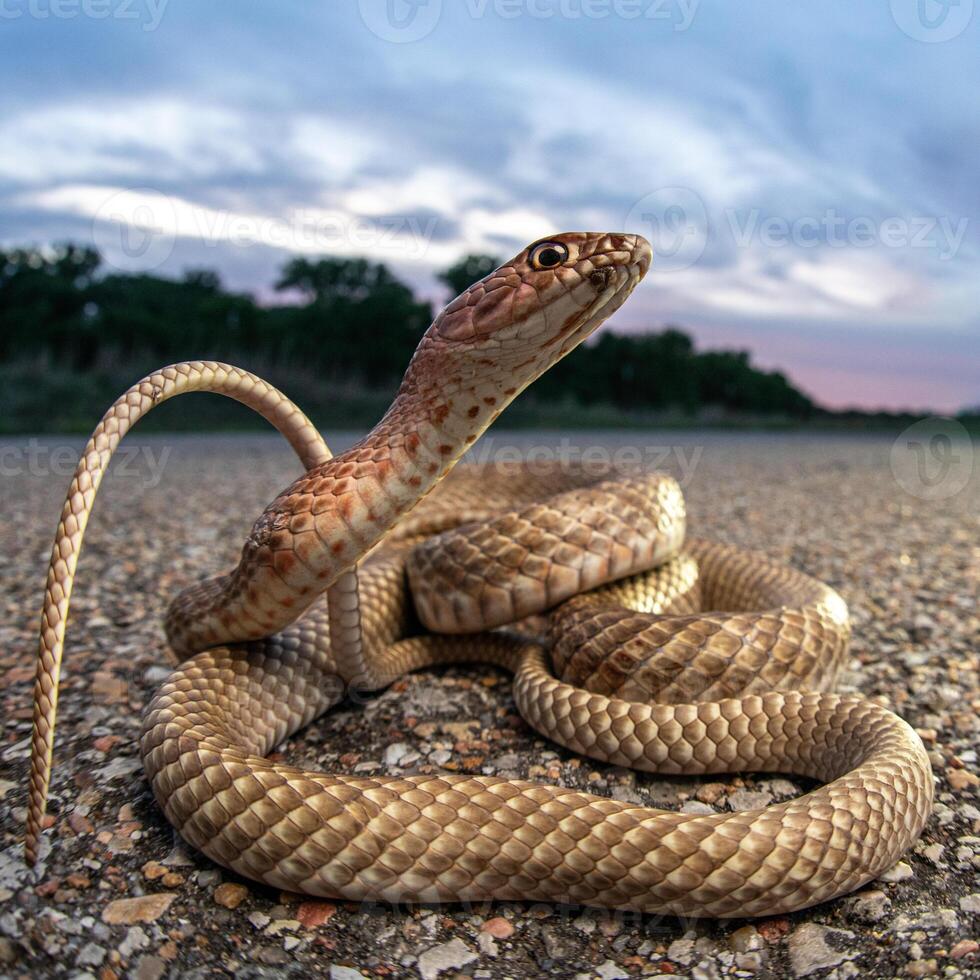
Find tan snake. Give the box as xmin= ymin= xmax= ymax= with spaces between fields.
xmin=25 ymin=232 xmax=932 ymax=918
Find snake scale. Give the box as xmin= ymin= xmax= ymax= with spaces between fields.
xmin=25 ymin=232 xmax=932 ymax=918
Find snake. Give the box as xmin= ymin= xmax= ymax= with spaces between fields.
xmin=24 ymin=231 xmax=933 ymax=918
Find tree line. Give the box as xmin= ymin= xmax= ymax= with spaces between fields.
xmin=0 ymin=242 xmax=818 ymax=424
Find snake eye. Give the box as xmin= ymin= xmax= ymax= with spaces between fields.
xmin=529 ymin=242 xmax=569 ymax=271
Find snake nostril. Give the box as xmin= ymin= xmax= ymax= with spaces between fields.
xmin=590 ymin=268 xmax=613 ymax=290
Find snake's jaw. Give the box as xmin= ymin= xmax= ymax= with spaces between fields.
xmin=550 ymin=236 xmax=651 ymax=361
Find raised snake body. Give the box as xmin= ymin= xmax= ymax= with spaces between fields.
xmin=25 ymin=232 xmax=932 ymax=917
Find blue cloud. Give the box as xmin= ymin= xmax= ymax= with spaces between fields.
xmin=0 ymin=0 xmax=976 ymax=410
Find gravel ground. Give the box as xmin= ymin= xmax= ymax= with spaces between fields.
xmin=0 ymin=429 xmax=977 ymax=980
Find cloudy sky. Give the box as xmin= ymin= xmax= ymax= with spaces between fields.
xmin=2 ymin=0 xmax=977 ymax=411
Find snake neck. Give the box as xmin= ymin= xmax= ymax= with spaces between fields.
xmin=326 ymin=355 xmax=513 ymax=525
xmin=164 ymin=362 xmax=508 ymax=654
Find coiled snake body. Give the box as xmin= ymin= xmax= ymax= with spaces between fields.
xmin=26 ymin=232 xmax=932 ymax=918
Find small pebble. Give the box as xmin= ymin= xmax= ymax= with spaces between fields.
xmin=727 ymin=789 xmax=773 ymax=811
xmin=728 ymin=926 xmax=763 ymax=953
xmin=247 ymin=911 xmax=270 ymax=931
xmin=213 ymin=882 xmax=249 ymax=909
xmin=959 ymin=893 xmax=980 ymax=913
xmin=119 ymin=926 xmax=150 ymax=958
xmin=101 ymin=894 xmax=176 ymax=925
xmin=787 ymin=923 xmax=857 ymax=977
xmin=595 ymin=961 xmax=629 ymax=980
xmin=881 ymin=861 xmax=914 ymax=882
xmin=417 ymin=937 xmax=478 ymax=980
xmin=696 ymin=782 xmax=727 ymax=804
xmin=297 ymin=901 xmax=337 ymax=928
xmin=0 ymin=938 xmax=18 ymax=965
xmin=680 ymin=800 xmax=716 ymax=815
xmin=481 ymin=917 xmax=514 ymax=939
xmin=844 ymin=888 xmax=891 ymax=923
xmin=949 ymin=939 xmax=978 ymax=959
xmin=947 ymin=769 xmax=979 ymax=790
xmin=133 ymin=955 xmax=166 ymax=980
xmin=330 ymin=967 xmax=368 ymax=980
xmin=904 ymin=959 xmax=938 ymax=977
xmin=265 ymin=918 xmax=301 ymax=935
xmin=76 ymin=942 xmax=106 ymax=968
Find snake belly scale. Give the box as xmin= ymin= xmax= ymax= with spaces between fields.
xmin=25 ymin=232 xmax=932 ymax=917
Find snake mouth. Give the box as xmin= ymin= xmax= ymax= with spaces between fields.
xmin=555 ymin=260 xmax=646 ymax=359
xmin=557 ymin=235 xmax=651 ymax=355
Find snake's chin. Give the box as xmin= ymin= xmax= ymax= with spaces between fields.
xmin=557 ymin=265 xmax=645 ymax=359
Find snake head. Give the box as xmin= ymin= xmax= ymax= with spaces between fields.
xmin=420 ymin=232 xmax=652 ymax=386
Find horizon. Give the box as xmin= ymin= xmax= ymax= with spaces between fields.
xmin=10 ymin=238 xmax=974 ymax=419
xmin=1 ymin=2 xmax=977 ymax=412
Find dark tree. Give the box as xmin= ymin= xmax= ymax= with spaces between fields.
xmin=0 ymin=244 xmax=101 ymax=366
xmin=0 ymin=239 xmax=820 ymax=431
xmin=274 ymin=257 xmax=432 ymax=384
xmin=438 ymin=254 xmax=501 ymax=297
